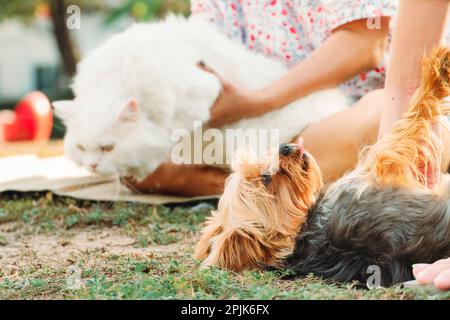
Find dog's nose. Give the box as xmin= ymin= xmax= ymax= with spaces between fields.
xmin=90 ymin=164 xmax=98 ymax=171
xmin=279 ymin=144 xmax=296 ymax=156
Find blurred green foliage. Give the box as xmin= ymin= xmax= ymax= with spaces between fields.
xmin=0 ymin=0 xmax=190 ymax=23
xmin=0 ymin=0 xmax=106 ymax=21
xmin=104 ymin=0 xmax=190 ymax=25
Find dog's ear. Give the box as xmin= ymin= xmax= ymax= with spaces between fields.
xmin=231 ymin=147 xmax=260 ymax=177
xmin=194 ymin=217 xmax=223 ymax=261
xmin=202 ymin=228 xmax=268 ymax=271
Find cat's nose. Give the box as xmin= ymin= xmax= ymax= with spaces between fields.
xmin=90 ymin=164 xmax=98 ymax=171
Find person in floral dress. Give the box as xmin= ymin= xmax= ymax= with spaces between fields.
xmin=191 ymin=0 xmax=396 ymax=104
xmin=187 ymin=1 xmax=399 ymax=182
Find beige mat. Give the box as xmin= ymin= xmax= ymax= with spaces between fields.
xmin=0 ymin=155 xmax=219 ymax=204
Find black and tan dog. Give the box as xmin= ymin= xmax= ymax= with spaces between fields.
xmin=195 ymin=47 xmax=450 ymax=287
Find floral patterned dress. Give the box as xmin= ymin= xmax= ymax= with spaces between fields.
xmin=191 ymin=0 xmax=398 ymax=99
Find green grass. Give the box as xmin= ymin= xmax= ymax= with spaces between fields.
xmin=0 ymin=193 xmax=449 ymax=300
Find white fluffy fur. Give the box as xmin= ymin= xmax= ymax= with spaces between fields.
xmin=54 ymin=16 xmax=349 ymax=180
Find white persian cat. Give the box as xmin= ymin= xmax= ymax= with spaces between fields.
xmin=54 ymin=16 xmax=348 ymax=180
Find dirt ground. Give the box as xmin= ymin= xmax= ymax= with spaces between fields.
xmin=0 ymin=222 xmax=183 ymax=269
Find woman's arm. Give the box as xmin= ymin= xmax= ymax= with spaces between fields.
xmin=206 ymin=17 xmax=391 ymax=128
xmin=378 ymin=0 xmax=450 ymax=137
xmin=259 ymin=18 xmax=390 ymax=113
xmin=377 ymin=0 xmax=449 ymax=186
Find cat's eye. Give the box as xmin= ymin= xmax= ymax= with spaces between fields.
xmin=100 ymin=145 xmax=115 ymax=153
xmin=77 ymin=144 xmax=85 ymax=151
xmin=261 ymin=174 xmax=272 ymax=187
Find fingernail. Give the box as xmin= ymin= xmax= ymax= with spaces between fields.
xmin=416 ymin=269 xmax=436 ymax=285
xmin=434 ymin=274 xmax=450 ymax=290
xmin=412 ymin=263 xmax=427 ymax=269
xmin=415 ymin=271 xmax=428 ymax=284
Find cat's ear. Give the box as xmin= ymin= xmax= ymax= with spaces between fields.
xmin=52 ymin=100 xmax=75 ymax=122
xmin=117 ymin=98 xmax=140 ymax=124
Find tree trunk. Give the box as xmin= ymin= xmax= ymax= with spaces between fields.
xmin=49 ymin=0 xmax=78 ymax=76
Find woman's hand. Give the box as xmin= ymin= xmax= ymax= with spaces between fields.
xmin=413 ymin=258 xmax=450 ymax=291
xmin=377 ymin=88 xmax=442 ymax=188
xmin=198 ymin=61 xmax=268 ymax=128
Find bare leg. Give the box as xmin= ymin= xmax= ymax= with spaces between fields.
xmin=301 ymin=89 xmax=383 ymax=182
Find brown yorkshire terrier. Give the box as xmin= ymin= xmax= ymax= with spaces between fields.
xmin=194 ymin=137 xmax=323 ymax=271
xmin=196 ymin=47 xmax=450 ymax=286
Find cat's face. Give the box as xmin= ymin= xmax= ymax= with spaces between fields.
xmin=53 ymin=98 xmax=172 ymax=179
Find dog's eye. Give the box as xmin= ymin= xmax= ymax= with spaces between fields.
xmin=261 ymin=174 xmax=272 ymax=186
xmin=100 ymin=145 xmax=115 ymax=152
xmin=77 ymin=144 xmax=85 ymax=151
